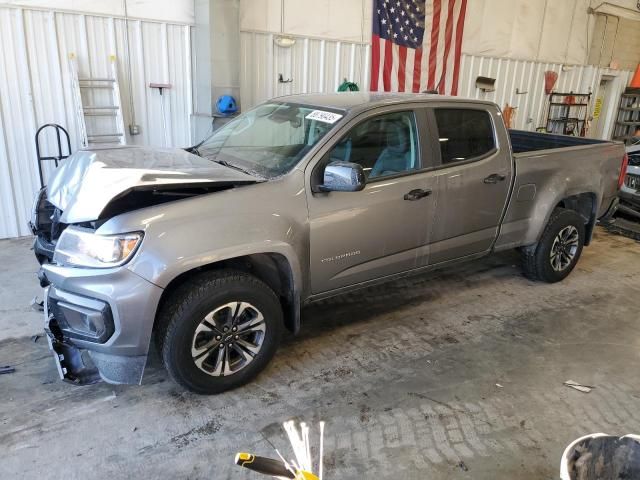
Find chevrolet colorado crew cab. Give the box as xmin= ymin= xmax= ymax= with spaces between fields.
xmin=31 ymin=93 xmax=628 ymax=394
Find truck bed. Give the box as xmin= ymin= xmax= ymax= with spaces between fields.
xmin=509 ymin=130 xmax=608 ymax=154
xmin=495 ymin=130 xmax=625 ymax=251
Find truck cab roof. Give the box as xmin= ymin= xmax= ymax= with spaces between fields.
xmin=271 ymin=92 xmax=498 ymax=114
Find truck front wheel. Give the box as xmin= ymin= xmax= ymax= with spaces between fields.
xmin=156 ymin=270 xmax=284 ymax=394
xmin=521 ymin=208 xmax=585 ymax=283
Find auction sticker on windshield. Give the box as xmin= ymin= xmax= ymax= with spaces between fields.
xmin=305 ymin=110 xmax=343 ymax=124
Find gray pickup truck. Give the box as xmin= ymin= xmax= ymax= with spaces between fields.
xmin=31 ymin=93 xmax=627 ymax=393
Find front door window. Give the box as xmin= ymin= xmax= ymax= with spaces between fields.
xmin=325 ymin=111 xmax=419 ymax=179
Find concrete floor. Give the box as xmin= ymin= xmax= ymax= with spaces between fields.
xmin=1 ymin=227 xmax=639 ymax=479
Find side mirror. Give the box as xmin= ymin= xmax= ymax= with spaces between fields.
xmin=317 ymin=161 xmax=366 ymax=192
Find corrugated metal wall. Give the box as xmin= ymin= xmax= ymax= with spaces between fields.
xmin=0 ymin=6 xmax=192 ymax=239
xmin=239 ymin=32 xmax=631 ymax=137
xmin=458 ymin=54 xmax=632 ymax=133
xmin=240 ymin=31 xmax=370 ymax=109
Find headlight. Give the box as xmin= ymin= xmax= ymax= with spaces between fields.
xmin=53 ymin=226 xmax=143 ymax=268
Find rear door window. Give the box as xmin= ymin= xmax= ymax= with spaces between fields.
xmin=433 ymin=109 xmax=495 ymax=164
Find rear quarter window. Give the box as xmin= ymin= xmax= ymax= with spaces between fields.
xmin=434 ymin=108 xmax=495 ymax=164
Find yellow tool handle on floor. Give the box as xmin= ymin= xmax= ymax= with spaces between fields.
xmin=234 ymin=453 xmax=320 ymax=480
xmin=235 ymin=453 xmax=295 ymax=479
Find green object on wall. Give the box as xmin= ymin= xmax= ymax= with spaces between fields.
xmin=338 ymin=80 xmax=359 ymax=92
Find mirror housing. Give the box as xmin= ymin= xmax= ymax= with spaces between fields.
xmin=317 ymin=161 xmax=365 ymax=192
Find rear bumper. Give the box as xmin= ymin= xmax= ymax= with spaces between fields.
xmin=41 ymin=264 xmax=163 ymax=385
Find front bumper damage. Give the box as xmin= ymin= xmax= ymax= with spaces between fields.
xmin=40 ymin=264 xmax=163 ymax=385
xmin=45 ymin=313 xmax=102 ymax=385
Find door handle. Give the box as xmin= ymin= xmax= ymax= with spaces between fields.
xmin=404 ymin=188 xmax=432 ymax=201
xmin=483 ymin=173 xmax=506 ymax=184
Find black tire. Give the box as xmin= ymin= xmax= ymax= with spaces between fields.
xmin=521 ymin=208 xmax=585 ymax=283
xmin=156 ymin=270 xmax=283 ymax=394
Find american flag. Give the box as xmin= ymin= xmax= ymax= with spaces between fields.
xmin=370 ymin=0 xmax=468 ymax=95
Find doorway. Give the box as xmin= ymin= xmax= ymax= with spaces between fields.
xmin=591 ymin=75 xmax=618 ymax=140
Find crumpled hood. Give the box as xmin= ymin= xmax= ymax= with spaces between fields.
xmin=47 ymin=146 xmax=260 ymax=224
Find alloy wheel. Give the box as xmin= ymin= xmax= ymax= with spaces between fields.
xmin=550 ymin=225 xmax=579 ymax=272
xmin=191 ymin=301 xmax=266 ymax=376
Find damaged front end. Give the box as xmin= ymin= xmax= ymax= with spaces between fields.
xmin=38 ymin=264 xmax=163 ymax=386
xmin=31 ymin=145 xmax=260 ymax=386
xmin=30 ymin=146 xmax=261 ymax=264
xmin=45 ymin=311 xmax=103 ymax=385
xmin=43 ymin=284 xmax=114 ymax=385
xmin=29 ymin=186 xmax=65 ymax=265
xmin=44 ymin=324 xmax=147 ymax=386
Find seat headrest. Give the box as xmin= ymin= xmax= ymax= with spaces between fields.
xmin=386 ymin=121 xmax=410 ymax=153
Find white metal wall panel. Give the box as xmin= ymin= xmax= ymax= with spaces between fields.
xmin=0 ymin=5 xmax=192 ymax=239
xmin=239 ymin=33 xmax=631 ymax=138
xmin=240 ymin=31 xmax=370 ymax=109
xmin=3 ymin=0 xmax=195 ymax=24
xmin=458 ymin=54 xmax=632 ymax=133
xmin=167 ymin=24 xmax=192 ymax=147
xmin=0 ymin=8 xmax=40 ymax=239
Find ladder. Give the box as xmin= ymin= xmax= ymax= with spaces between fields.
xmin=69 ymin=54 xmax=126 ymax=148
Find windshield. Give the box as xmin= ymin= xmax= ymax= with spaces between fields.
xmin=197 ymin=103 xmax=342 ymax=178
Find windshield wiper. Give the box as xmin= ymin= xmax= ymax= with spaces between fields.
xmin=212 ymin=159 xmax=259 ymax=178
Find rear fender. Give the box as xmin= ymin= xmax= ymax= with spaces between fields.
xmin=527 ymin=190 xmax=598 ymax=247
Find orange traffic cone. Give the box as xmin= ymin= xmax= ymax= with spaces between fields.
xmin=631 ymin=64 xmax=640 ymax=89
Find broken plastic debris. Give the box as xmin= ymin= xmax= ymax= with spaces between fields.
xmin=30 ymin=296 xmax=44 ymax=312
xmin=496 ymin=383 xmax=503 ymax=388
xmin=564 ymin=380 xmax=594 ymax=393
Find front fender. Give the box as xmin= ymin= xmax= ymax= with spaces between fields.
xmin=97 ymin=176 xmax=309 ymax=301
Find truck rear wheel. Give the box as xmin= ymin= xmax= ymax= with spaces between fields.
xmin=521 ymin=208 xmax=585 ymax=283
xmin=156 ymin=270 xmax=283 ymax=394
